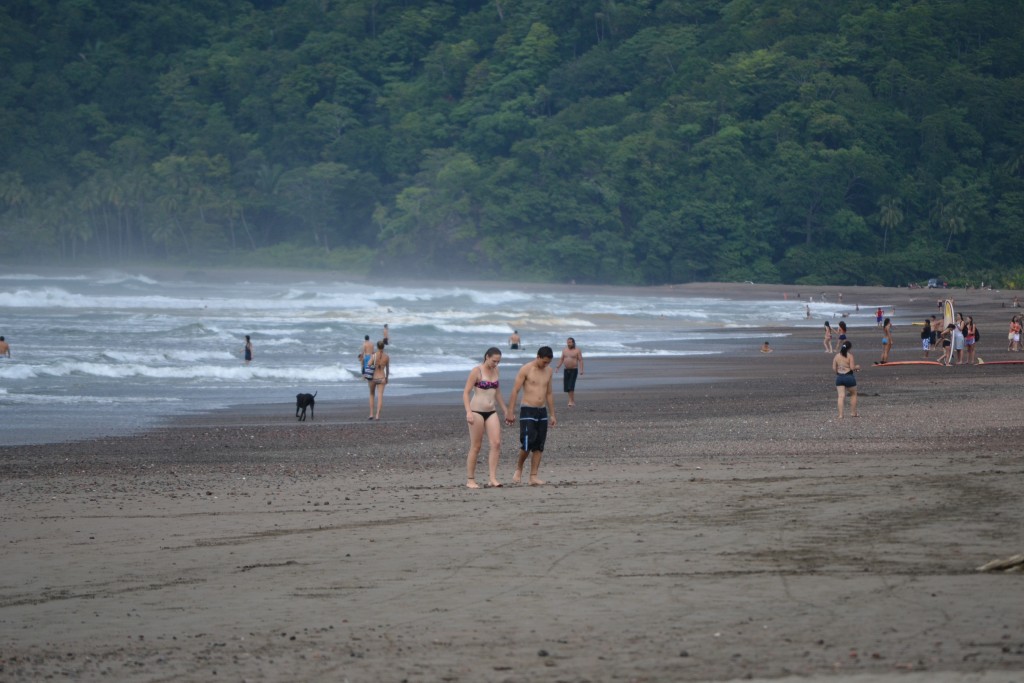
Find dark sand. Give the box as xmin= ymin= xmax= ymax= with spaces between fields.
xmin=1 ymin=283 xmax=1023 ymax=682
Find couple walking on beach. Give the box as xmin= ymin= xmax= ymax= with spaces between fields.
xmin=462 ymin=346 xmax=557 ymax=488
xmin=360 ymin=333 xmax=390 ymax=420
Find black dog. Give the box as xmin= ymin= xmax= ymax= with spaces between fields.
xmin=295 ymin=391 xmax=316 ymax=421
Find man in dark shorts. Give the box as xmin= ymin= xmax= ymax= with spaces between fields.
xmin=508 ymin=330 xmax=521 ymax=350
xmin=555 ymin=337 xmax=584 ymax=406
xmin=506 ymin=346 xmax=557 ymax=485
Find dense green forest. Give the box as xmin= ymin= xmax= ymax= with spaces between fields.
xmin=2 ymin=0 xmax=1023 ymax=285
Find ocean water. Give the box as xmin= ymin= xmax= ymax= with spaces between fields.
xmin=0 ymin=270 xmax=859 ymax=445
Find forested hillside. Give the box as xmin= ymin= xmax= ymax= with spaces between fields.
xmin=2 ymin=0 xmax=1023 ymax=285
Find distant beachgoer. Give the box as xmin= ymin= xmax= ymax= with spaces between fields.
xmin=879 ymin=318 xmax=893 ymax=364
xmin=367 ymin=340 xmax=389 ymax=420
xmin=939 ymin=324 xmax=954 ymax=365
xmin=823 ymin=322 xmax=834 ymax=353
xmin=555 ymin=337 xmax=584 ymax=406
xmin=462 ymin=347 xmax=509 ymax=489
xmin=837 ymin=320 xmax=847 ymax=345
xmin=952 ymin=323 xmax=965 ymax=365
xmin=508 ymin=330 xmax=521 ymax=350
xmin=0 ymin=335 xmax=9 ymax=358
xmin=875 ymin=307 xmax=883 ymax=327
xmin=382 ymin=323 xmax=390 ymax=346
xmin=964 ymin=316 xmax=978 ymax=364
xmin=832 ymin=341 xmax=860 ymax=419
xmin=941 ymin=324 xmax=963 ymax=365
xmin=243 ymin=335 xmax=253 ymax=364
xmin=760 ymin=341 xmax=773 ymax=353
xmin=921 ymin=319 xmax=933 ymax=359
xmin=360 ymin=334 xmax=373 ymax=365
xmin=1009 ymin=317 xmax=1021 ymax=352
xmin=506 ymin=346 xmax=557 ymax=486
xmin=805 ymin=304 xmax=811 ymax=319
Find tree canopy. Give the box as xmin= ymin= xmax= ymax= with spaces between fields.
xmin=2 ymin=0 xmax=1023 ymax=286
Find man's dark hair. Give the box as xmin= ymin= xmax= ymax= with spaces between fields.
xmin=364 ymin=335 xmax=370 ymax=340
xmin=537 ymin=346 xmax=553 ymax=359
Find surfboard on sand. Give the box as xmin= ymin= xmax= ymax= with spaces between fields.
xmin=872 ymin=360 xmax=943 ymax=366
xmin=976 ymin=359 xmax=1024 ymax=365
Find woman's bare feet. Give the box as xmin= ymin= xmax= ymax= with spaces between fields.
xmin=466 ymin=480 xmax=481 ymax=489
xmin=512 ymin=468 xmax=523 ymax=484
xmin=529 ymin=477 xmax=546 ymax=486
xmin=488 ymin=478 xmax=502 ymax=488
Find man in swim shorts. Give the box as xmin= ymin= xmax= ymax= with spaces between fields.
xmin=506 ymin=346 xmax=557 ymax=485
xmin=555 ymin=337 xmax=584 ymax=406
xmin=508 ymin=330 xmax=521 ymax=350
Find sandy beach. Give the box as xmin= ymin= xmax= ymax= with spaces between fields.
xmin=2 ymin=283 xmax=1023 ymax=682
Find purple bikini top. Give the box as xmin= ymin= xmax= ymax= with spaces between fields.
xmin=475 ymin=379 xmax=499 ymax=390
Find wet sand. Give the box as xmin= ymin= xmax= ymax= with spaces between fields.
xmin=1 ymin=283 xmax=1023 ymax=682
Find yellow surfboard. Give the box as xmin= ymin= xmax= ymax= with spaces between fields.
xmin=943 ymin=299 xmax=955 ymax=328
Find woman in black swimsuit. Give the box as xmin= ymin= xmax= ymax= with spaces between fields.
xmin=462 ymin=347 xmax=509 ymax=489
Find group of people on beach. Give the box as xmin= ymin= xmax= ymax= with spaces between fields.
xmin=824 ymin=302 xmax=1006 ymax=419
xmin=461 ymin=337 xmax=584 ymax=489
xmin=918 ymin=312 xmax=981 ymax=366
xmin=349 ymin=323 xmax=582 ymax=487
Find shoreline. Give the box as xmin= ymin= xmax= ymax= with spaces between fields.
xmin=7 ymin=279 xmax=1020 ymax=448
xmin=2 ymin=282 xmax=1023 ymax=681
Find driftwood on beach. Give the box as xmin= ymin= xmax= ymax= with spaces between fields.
xmin=976 ymin=553 xmax=1024 ymax=573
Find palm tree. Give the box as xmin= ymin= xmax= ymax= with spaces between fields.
xmin=877 ymin=195 xmax=903 ymax=255
xmin=930 ymin=196 xmax=967 ymax=252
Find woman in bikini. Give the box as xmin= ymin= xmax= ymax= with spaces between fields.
xmin=462 ymin=347 xmax=509 ymax=489
xmin=367 ymin=340 xmax=389 ymax=420
xmin=823 ymin=321 xmax=834 ymax=353
xmin=832 ymin=340 xmax=861 ymax=419
xmin=964 ymin=316 xmax=978 ymax=364
xmin=879 ymin=317 xmax=893 ymax=364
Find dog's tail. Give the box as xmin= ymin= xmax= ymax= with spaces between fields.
xmin=312 ymin=391 xmax=317 ymax=398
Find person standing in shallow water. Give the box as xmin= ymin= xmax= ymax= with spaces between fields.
xmin=832 ymin=341 xmax=860 ymax=419
xmin=506 ymin=346 xmax=557 ymax=486
xmin=243 ymin=335 xmax=253 ymax=364
xmin=823 ymin=322 xmax=834 ymax=353
xmin=359 ymin=334 xmax=373 ymax=373
xmin=462 ymin=347 xmax=509 ymax=489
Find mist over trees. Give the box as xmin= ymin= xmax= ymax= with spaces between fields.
xmin=1 ymin=0 xmax=1023 ymax=286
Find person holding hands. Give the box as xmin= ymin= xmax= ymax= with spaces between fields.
xmin=462 ymin=347 xmax=509 ymax=489
xmin=506 ymin=346 xmax=557 ymax=485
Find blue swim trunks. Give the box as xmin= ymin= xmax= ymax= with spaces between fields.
xmin=519 ymin=405 xmax=549 ymax=453
xmin=563 ymin=368 xmax=578 ymax=393
xmin=835 ymin=373 xmax=857 ymax=388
